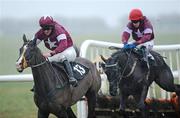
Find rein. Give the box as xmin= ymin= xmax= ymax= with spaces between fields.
xmin=31 ymin=60 xmax=47 ymax=68
xmin=105 ymin=63 xmax=118 ymax=68
xmin=120 ymin=50 xmax=136 ymax=78
xmin=117 ymin=50 xmax=137 ymax=84
xmin=123 ymin=60 xmax=137 ymax=78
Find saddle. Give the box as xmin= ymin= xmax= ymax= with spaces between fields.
xmin=132 ymin=48 xmax=158 ymax=67
xmin=52 ymin=61 xmax=89 ymax=81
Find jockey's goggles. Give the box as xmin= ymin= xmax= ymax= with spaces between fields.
xmin=41 ymin=25 xmax=53 ymax=31
xmin=131 ymin=20 xmax=140 ymax=23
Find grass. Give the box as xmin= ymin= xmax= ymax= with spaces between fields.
xmin=0 ymin=82 xmax=36 ymax=118
xmin=0 ymin=82 xmax=77 ymax=118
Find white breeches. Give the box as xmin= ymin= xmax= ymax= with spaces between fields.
xmin=48 ymin=46 xmax=77 ymax=62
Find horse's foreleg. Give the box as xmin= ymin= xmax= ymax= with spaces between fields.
xmin=119 ymin=90 xmax=128 ymax=118
xmin=86 ymin=90 xmax=96 ymax=118
xmin=38 ymin=109 xmax=49 ymax=118
xmin=109 ymin=79 xmax=118 ymax=96
xmin=55 ymin=110 xmax=69 ymax=118
xmin=119 ymin=90 xmax=125 ymax=111
xmin=137 ymin=85 xmax=149 ymax=118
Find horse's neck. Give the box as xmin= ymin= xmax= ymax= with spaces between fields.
xmin=31 ymin=61 xmax=65 ymax=96
xmin=116 ymin=52 xmax=134 ymax=66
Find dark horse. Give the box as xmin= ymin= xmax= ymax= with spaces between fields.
xmin=16 ymin=35 xmax=101 ymax=118
xmin=100 ymin=47 xmax=180 ymax=118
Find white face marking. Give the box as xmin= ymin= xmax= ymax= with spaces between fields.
xmin=16 ymin=45 xmax=27 ymax=70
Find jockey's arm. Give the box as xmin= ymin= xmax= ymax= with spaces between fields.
xmin=50 ymin=39 xmax=68 ymax=56
xmin=134 ymin=28 xmax=153 ymax=45
xmin=50 ymin=33 xmax=68 ymax=56
xmin=32 ymin=30 xmax=43 ymax=45
xmin=121 ymin=25 xmax=132 ymax=44
xmin=135 ymin=33 xmax=152 ymax=45
xmin=122 ymin=31 xmax=130 ymax=44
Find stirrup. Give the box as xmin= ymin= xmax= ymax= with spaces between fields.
xmin=69 ymin=77 xmax=78 ymax=87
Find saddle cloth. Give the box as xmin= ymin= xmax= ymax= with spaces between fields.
xmin=52 ymin=62 xmax=89 ymax=81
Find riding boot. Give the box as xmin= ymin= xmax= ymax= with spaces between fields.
xmin=63 ymin=60 xmax=78 ymax=87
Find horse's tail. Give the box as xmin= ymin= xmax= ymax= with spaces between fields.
xmin=73 ymin=45 xmax=80 ymax=57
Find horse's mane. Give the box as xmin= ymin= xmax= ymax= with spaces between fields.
xmin=111 ymin=49 xmax=124 ymax=59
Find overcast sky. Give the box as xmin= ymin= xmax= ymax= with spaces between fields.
xmin=0 ymin=0 xmax=180 ymax=27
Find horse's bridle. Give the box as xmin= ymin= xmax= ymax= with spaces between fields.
xmin=104 ymin=49 xmax=138 ymax=83
xmin=17 ymin=43 xmax=47 ymax=70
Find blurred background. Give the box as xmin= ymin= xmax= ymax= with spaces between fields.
xmin=1 ymin=0 xmax=180 ymax=74
xmin=0 ymin=0 xmax=180 ymax=118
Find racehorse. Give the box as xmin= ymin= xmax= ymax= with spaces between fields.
xmin=100 ymin=47 xmax=180 ymax=118
xmin=16 ymin=34 xmax=101 ymax=118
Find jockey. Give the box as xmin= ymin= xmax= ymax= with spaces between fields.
xmin=32 ymin=15 xmax=77 ymax=87
xmin=121 ymin=8 xmax=155 ymax=66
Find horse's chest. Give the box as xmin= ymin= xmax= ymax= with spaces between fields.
xmin=121 ymin=80 xmax=142 ymax=93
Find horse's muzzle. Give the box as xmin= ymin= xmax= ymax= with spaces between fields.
xmin=16 ymin=62 xmax=23 ymax=73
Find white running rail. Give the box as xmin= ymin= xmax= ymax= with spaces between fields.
xmin=77 ymin=40 xmax=180 ymax=118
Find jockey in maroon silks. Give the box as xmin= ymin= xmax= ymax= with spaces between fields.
xmin=121 ymin=8 xmax=155 ymax=67
xmin=32 ymin=15 xmax=77 ymax=87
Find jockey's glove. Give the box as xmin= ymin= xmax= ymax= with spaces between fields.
xmin=123 ymin=43 xmax=136 ymax=49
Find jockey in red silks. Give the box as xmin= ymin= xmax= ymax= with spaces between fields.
xmin=32 ymin=15 xmax=77 ymax=87
xmin=121 ymin=8 xmax=155 ymax=66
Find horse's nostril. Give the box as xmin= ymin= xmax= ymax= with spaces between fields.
xmin=17 ymin=68 xmax=23 ymax=73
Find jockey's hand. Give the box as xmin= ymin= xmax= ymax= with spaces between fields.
xmin=43 ymin=52 xmax=51 ymax=58
xmin=128 ymin=44 xmax=136 ymax=48
xmin=123 ymin=43 xmax=136 ymax=49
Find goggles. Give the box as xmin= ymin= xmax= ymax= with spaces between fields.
xmin=131 ymin=20 xmax=140 ymax=23
xmin=41 ymin=25 xmax=53 ymax=31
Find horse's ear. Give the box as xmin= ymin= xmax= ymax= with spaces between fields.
xmin=23 ymin=34 xmax=28 ymax=43
xmin=100 ymin=55 xmax=107 ymax=63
